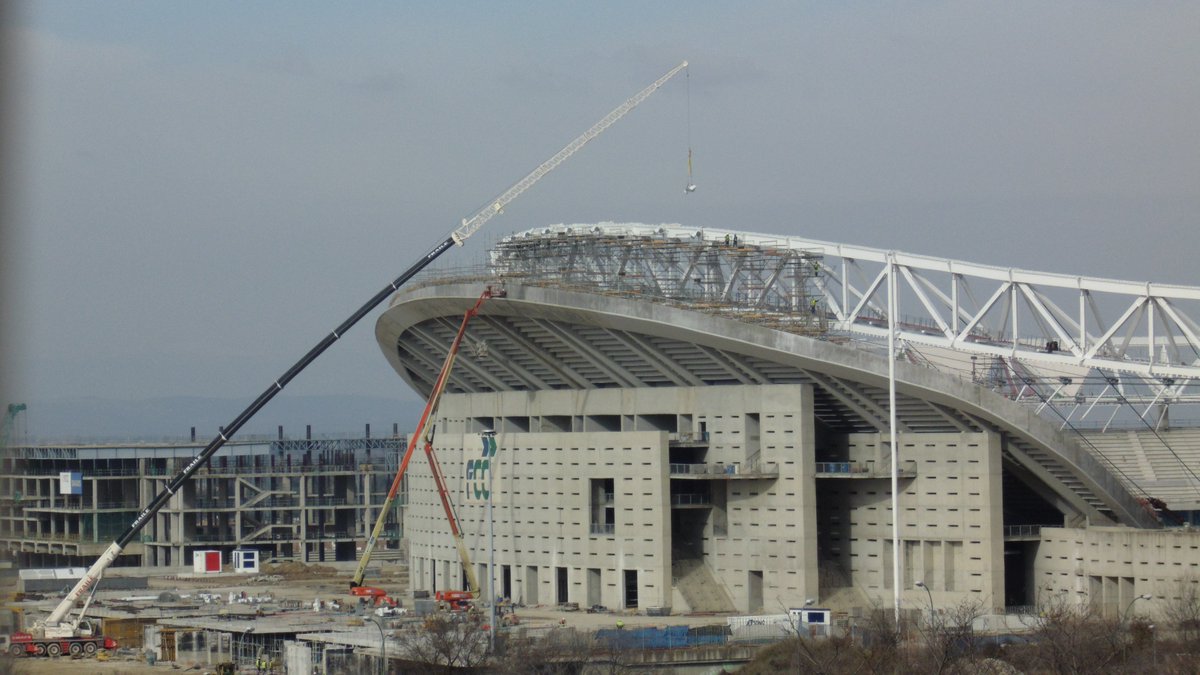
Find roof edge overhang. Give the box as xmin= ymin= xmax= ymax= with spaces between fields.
xmin=376 ymin=279 xmax=1159 ymax=529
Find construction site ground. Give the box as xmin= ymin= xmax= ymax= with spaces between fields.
xmin=7 ymin=560 xmax=733 ymax=673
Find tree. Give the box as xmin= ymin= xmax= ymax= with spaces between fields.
xmin=490 ymin=627 xmax=590 ymax=674
xmin=737 ymin=601 xmax=910 ymax=675
xmin=390 ymin=613 xmax=489 ymax=674
xmin=1006 ymin=592 xmax=1125 ymax=675
xmin=1162 ymin=574 xmax=1200 ymax=646
xmin=910 ymin=596 xmax=987 ymax=675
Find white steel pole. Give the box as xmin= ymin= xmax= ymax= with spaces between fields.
xmin=488 ymin=448 xmax=496 ymax=654
xmin=888 ymin=254 xmax=901 ymax=627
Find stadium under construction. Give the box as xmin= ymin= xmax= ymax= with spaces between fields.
xmin=377 ymin=222 xmax=1200 ymax=619
xmin=5 ymin=222 xmax=1200 ymax=623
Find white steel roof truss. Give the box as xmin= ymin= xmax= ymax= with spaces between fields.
xmin=1153 ymin=299 xmax=1181 ymax=366
xmin=496 ymin=224 xmax=1200 ymax=384
xmin=955 ymin=282 xmax=1011 ymax=344
xmin=813 ymin=272 xmax=844 ymax=320
xmin=1017 ymin=284 xmax=1082 ymax=356
xmin=844 ymin=264 xmax=890 ymax=329
xmin=910 ymin=271 xmax=979 ymax=342
xmin=1100 ymin=300 xmax=1148 ymax=362
xmin=898 ymin=265 xmax=953 ymax=340
xmin=1156 ymin=299 xmax=1200 ymax=365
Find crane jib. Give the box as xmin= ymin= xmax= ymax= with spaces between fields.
xmin=111 ymin=234 xmax=457 ymax=550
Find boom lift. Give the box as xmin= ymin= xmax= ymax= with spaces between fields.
xmin=33 ymin=60 xmax=688 ymax=636
xmin=427 ymin=425 xmax=480 ymax=605
xmin=351 ymin=286 xmax=503 ymax=598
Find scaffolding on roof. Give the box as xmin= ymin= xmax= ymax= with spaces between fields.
xmin=491 ymin=228 xmax=829 ymax=336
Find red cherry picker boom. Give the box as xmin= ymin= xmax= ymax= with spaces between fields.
xmin=350 ymin=286 xmax=503 ymax=603
xmin=29 ymin=60 xmax=687 ymax=642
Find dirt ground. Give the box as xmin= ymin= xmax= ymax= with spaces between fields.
xmin=5 ymin=560 xmax=731 ymax=674
xmin=8 ymin=657 xmax=188 ymax=674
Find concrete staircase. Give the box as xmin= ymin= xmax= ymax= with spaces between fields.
xmin=672 ymin=557 xmax=736 ymax=613
xmin=371 ymin=549 xmax=405 ymax=561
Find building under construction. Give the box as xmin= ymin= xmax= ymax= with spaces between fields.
xmin=378 ymin=222 xmax=1200 ymax=619
xmin=0 ymin=434 xmax=403 ymax=568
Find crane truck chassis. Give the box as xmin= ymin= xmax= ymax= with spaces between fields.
xmin=1 ymin=626 xmax=118 ymax=657
xmin=19 ymin=61 xmax=688 ymax=645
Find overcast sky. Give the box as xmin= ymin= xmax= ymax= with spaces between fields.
xmin=3 ymin=2 xmax=1198 ymax=419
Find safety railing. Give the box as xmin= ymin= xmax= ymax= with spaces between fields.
xmin=668 ymin=462 xmax=779 ymax=477
xmin=1003 ymin=524 xmax=1045 ymax=539
xmin=814 ymin=460 xmax=917 ymax=478
xmin=670 ymin=493 xmax=712 ymax=506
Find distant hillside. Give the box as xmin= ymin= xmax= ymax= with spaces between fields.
xmin=13 ymin=395 xmax=427 ymax=444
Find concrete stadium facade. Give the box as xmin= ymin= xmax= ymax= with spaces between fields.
xmin=376 ymin=224 xmax=1200 ymax=619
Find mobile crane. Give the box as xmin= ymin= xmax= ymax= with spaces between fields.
xmin=28 ymin=61 xmax=688 ymax=642
xmin=1 ymin=581 xmax=117 ymax=657
xmin=350 ymin=286 xmax=502 ymax=603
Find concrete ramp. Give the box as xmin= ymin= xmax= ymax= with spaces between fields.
xmin=672 ymin=557 xmax=736 ymax=613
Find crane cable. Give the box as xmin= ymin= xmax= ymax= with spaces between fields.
xmin=685 ymin=65 xmax=696 ymax=194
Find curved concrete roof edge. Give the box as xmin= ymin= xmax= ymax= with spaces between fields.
xmin=377 ymin=279 xmax=1158 ymax=529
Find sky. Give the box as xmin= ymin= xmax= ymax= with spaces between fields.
xmin=2 ymin=2 xmax=1198 ymax=434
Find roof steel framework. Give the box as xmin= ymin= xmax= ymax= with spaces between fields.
xmin=488 ymin=224 xmax=1200 ymax=426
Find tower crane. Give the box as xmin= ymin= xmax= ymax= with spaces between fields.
xmin=2 ymin=403 xmax=26 ymax=448
xmin=36 ymin=60 xmax=689 ymax=633
xmin=350 ymin=286 xmax=502 ymax=596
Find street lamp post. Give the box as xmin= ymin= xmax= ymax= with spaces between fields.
xmin=367 ymin=615 xmax=386 ymax=675
xmin=916 ymin=580 xmax=935 ymax=629
xmin=791 ymin=598 xmax=814 ymax=670
xmin=1123 ymin=593 xmax=1152 ymax=624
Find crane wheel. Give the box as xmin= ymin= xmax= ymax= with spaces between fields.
xmin=34 ymin=644 xmax=45 ymax=656
xmin=84 ymin=641 xmax=98 ymax=655
xmin=47 ymin=643 xmax=62 ymax=657
xmin=8 ymin=644 xmax=23 ymax=656
xmin=69 ymin=642 xmax=83 ymax=656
